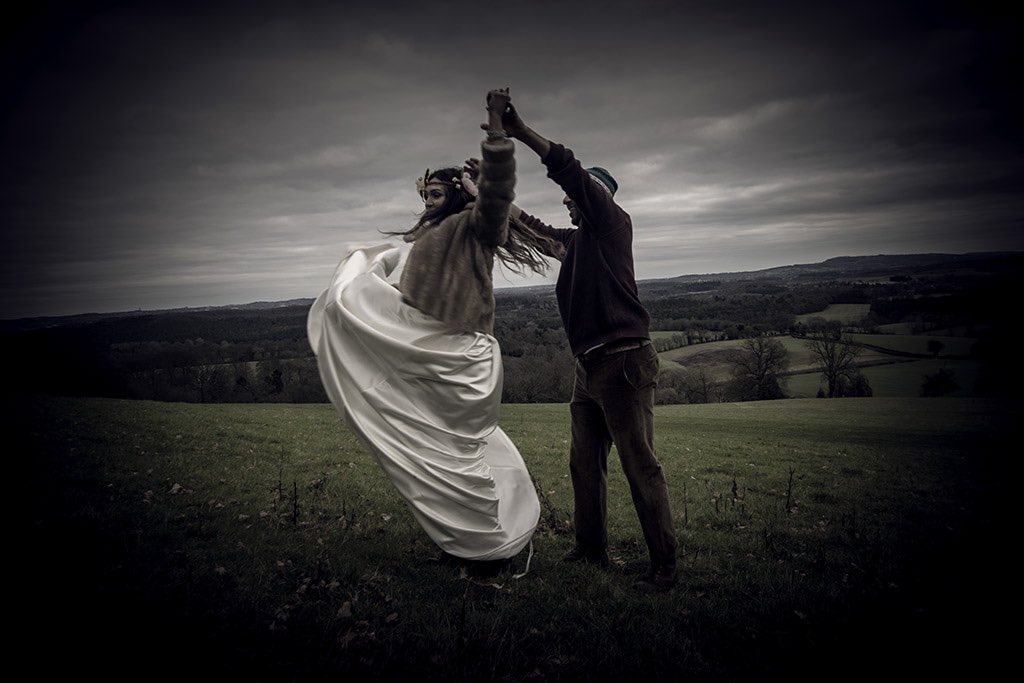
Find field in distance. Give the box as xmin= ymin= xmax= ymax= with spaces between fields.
xmin=656 ymin=329 xmax=984 ymax=398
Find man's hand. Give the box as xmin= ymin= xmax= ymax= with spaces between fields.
xmin=498 ymin=97 xmax=528 ymax=140
xmin=482 ymin=90 xmax=549 ymax=159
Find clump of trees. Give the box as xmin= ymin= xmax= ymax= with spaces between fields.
xmin=802 ymin=321 xmax=872 ymax=398
xmin=501 ymin=347 xmax=573 ymax=403
xmin=656 ymin=367 xmax=719 ymax=405
xmin=122 ymin=357 xmax=328 ymax=403
xmin=921 ymin=368 xmax=959 ymax=397
xmin=723 ymin=336 xmax=790 ymax=402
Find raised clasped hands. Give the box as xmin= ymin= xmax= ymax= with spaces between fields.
xmin=494 ymin=88 xmax=526 ymax=139
xmin=482 ymin=87 xmax=511 ymax=139
xmin=486 ymin=87 xmax=511 ymax=114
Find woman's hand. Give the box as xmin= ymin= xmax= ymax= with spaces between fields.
xmin=461 ymin=170 xmax=479 ymax=197
xmin=482 ymin=87 xmax=511 ymax=139
xmin=462 ymin=157 xmax=481 ymax=197
xmin=486 ymin=87 xmax=511 ymax=114
xmin=483 ymin=90 xmax=547 ymax=158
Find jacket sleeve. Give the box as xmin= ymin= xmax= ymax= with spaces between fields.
xmin=468 ymin=136 xmax=516 ymax=248
xmin=516 ymin=209 xmax=573 ymax=259
xmin=542 ymin=142 xmax=627 ymax=238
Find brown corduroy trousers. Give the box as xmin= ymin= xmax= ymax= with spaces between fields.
xmin=568 ymin=343 xmax=678 ymax=568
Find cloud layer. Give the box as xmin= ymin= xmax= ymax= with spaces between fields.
xmin=2 ymin=0 xmax=1021 ymax=317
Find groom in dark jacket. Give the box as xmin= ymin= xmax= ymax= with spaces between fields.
xmin=491 ymin=94 xmax=679 ymax=591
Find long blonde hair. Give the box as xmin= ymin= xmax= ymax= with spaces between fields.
xmin=499 ymin=214 xmax=565 ymax=275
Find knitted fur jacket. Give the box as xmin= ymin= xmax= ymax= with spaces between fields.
xmin=398 ymin=137 xmax=515 ymax=335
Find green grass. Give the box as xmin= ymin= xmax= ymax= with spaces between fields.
xmin=658 ymin=357 xmax=685 ymax=371
xmin=877 ymin=323 xmax=989 ymax=336
xmin=17 ymin=395 xmax=1013 ymax=681
xmin=660 ymin=336 xmax=892 ymax=378
xmin=845 ymin=333 xmax=978 ymax=357
xmin=659 ymin=338 xmax=748 ymax=380
xmin=877 ymin=322 xmax=918 ymax=334
xmin=788 ymin=359 xmax=984 ymax=398
xmin=794 ymin=303 xmax=871 ymax=324
xmin=660 ymin=333 xmax=985 ymax=399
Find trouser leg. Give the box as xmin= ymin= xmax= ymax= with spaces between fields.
xmin=603 ymin=382 xmax=678 ymax=568
xmin=596 ymin=345 xmax=678 ymax=568
xmin=569 ymin=361 xmax=612 ymax=554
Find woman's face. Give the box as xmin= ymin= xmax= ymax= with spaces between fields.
xmin=421 ymin=182 xmax=448 ymax=213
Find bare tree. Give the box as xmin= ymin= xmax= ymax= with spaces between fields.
xmin=658 ymin=366 xmax=719 ymax=404
xmin=189 ymin=363 xmax=224 ymax=403
xmin=681 ymin=366 xmax=718 ymax=404
xmin=804 ymin=323 xmax=862 ymax=397
xmin=725 ymin=336 xmax=790 ymax=401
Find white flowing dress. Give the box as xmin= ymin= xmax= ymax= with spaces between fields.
xmin=307 ymin=243 xmax=540 ymax=560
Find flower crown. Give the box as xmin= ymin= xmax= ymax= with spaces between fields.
xmin=416 ymin=168 xmax=462 ymax=197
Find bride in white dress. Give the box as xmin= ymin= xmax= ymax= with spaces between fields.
xmin=307 ymin=89 xmax=563 ymax=565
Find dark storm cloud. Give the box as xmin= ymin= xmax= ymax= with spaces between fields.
xmin=1 ymin=0 xmax=1021 ymax=317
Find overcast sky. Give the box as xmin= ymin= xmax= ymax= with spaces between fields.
xmin=1 ymin=0 xmax=1021 ymax=319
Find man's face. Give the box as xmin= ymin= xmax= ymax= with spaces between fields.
xmin=562 ymin=195 xmax=581 ymax=226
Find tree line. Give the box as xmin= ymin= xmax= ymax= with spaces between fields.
xmin=3 ymin=262 xmax=1011 ymax=404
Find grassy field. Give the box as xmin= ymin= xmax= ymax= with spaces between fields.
xmin=16 ymin=395 xmax=1013 ymax=681
xmin=844 ymin=333 xmax=978 ymax=357
xmin=662 ymin=336 xmax=896 ymax=374
xmin=658 ymin=334 xmax=985 ymax=398
xmin=660 ymin=336 xmax=894 ymax=380
xmin=787 ymin=358 xmax=984 ymax=398
xmin=794 ymin=304 xmax=871 ymax=324
xmin=877 ymin=323 xmax=989 ymax=336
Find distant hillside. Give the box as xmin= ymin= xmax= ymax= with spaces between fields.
xmin=2 ymin=250 xmax=1017 ymax=405
xmin=0 ymin=298 xmax=319 ymax=333
xmin=3 ymin=251 xmax=1019 ymax=332
xmin=652 ymin=251 xmax=1024 ymax=284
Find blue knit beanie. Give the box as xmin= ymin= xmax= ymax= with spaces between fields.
xmin=586 ymin=166 xmax=618 ymax=196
